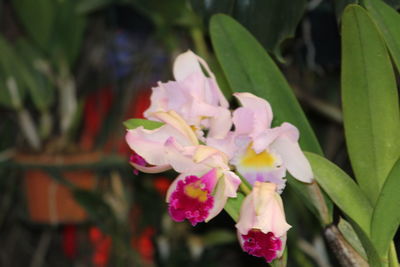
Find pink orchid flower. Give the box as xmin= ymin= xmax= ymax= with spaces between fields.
xmin=125 ymin=111 xmax=198 ymax=173
xmin=211 ymin=92 xmax=313 ymax=192
xmin=164 ymin=139 xmax=241 ymax=225
xmin=236 ymin=182 xmax=291 ymax=263
xmin=144 ymin=50 xmax=232 ymax=140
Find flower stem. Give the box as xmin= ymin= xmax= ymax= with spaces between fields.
xmin=239 ymin=182 xmax=251 ymax=195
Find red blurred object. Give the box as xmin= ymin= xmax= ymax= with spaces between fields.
xmin=129 ymin=89 xmax=151 ymax=119
xmin=153 ymin=176 xmax=171 ymax=196
xmin=89 ymin=226 xmax=112 ymax=267
xmin=81 ymin=86 xmax=114 ymax=151
xmin=62 ymin=225 xmax=77 ymax=259
xmin=131 ymin=226 xmax=155 ymax=263
xmin=89 ymin=226 xmax=104 ymax=244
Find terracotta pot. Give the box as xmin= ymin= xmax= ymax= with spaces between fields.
xmin=15 ymin=152 xmax=101 ymax=224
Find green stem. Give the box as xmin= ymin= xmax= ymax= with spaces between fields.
xmin=239 ymin=182 xmax=251 ymax=195
xmin=190 ymin=26 xmax=209 ymax=60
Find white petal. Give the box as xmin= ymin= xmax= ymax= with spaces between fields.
xmin=271 ymin=137 xmax=313 ymax=183
xmin=173 ymin=50 xmax=203 ymax=81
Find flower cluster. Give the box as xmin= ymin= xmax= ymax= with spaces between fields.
xmin=125 ymin=51 xmax=313 ymax=263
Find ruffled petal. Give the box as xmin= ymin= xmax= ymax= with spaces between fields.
xmin=166 ymin=173 xmax=186 ymax=202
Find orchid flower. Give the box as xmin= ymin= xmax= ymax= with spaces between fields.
xmin=236 ymin=182 xmax=291 ymax=263
xmin=210 ymin=92 xmax=313 ymax=192
xmin=125 ymin=110 xmax=198 ymax=173
xmin=144 ymin=50 xmax=232 ymax=140
xmin=164 ymin=139 xmax=241 ymax=225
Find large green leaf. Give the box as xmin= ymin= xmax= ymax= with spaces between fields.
xmin=341 ymin=5 xmax=400 ymax=204
xmin=52 ymin=0 xmax=86 ymax=66
xmin=305 ymin=152 xmax=372 ymax=234
xmin=371 ymin=157 xmax=400 ymax=258
xmin=193 ymin=0 xmax=307 ymax=58
xmin=363 ymin=0 xmax=400 ymax=73
xmin=210 ymin=14 xmax=333 ymax=226
xmin=210 ymin=14 xmax=321 ymax=154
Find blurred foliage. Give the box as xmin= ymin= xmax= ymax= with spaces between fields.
xmin=192 ymin=0 xmax=307 ymax=60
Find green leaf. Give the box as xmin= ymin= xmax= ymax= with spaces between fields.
xmin=338 ymin=218 xmax=367 ymax=260
xmin=52 ymin=0 xmax=86 ymax=66
xmin=305 ymin=152 xmax=372 ymax=234
xmin=341 ymin=4 xmax=400 ymax=204
xmin=371 ymin=157 xmax=400 ymax=258
xmin=210 ymin=14 xmax=332 ymax=225
xmin=193 ymin=0 xmax=307 ymax=59
xmin=350 ymin=219 xmax=382 ymax=267
xmin=363 ymin=0 xmax=400 ymax=73
xmin=210 ymin=14 xmax=321 ymax=155
xmin=13 ymin=0 xmax=55 ymax=50
xmin=123 ymin=119 xmax=164 ymax=130
xmin=224 ymin=192 xmax=245 ymax=222
xmin=0 ymin=36 xmax=28 ymax=109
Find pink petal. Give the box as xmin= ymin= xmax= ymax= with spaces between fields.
xmin=205 ymin=177 xmax=228 ymax=222
xmin=236 ymin=193 xmax=257 ymax=235
xmin=164 ymin=139 xmax=209 ymax=175
xmin=233 ymin=107 xmax=255 ymax=135
xmin=234 ymin=93 xmax=273 ymax=134
xmin=129 ymin=162 xmax=171 ymax=174
xmin=222 ymin=171 xmax=242 ymax=198
xmin=193 ymin=145 xmax=222 ymax=163
xmin=200 ymin=168 xmax=218 ymax=193
xmin=206 ymin=107 xmax=232 ymax=139
xmin=125 ymin=126 xmax=187 ymax=166
xmin=206 ymin=132 xmax=237 ymax=159
xmin=205 ymin=171 xmax=241 ymax=222
xmin=236 ymin=182 xmax=291 ymax=237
